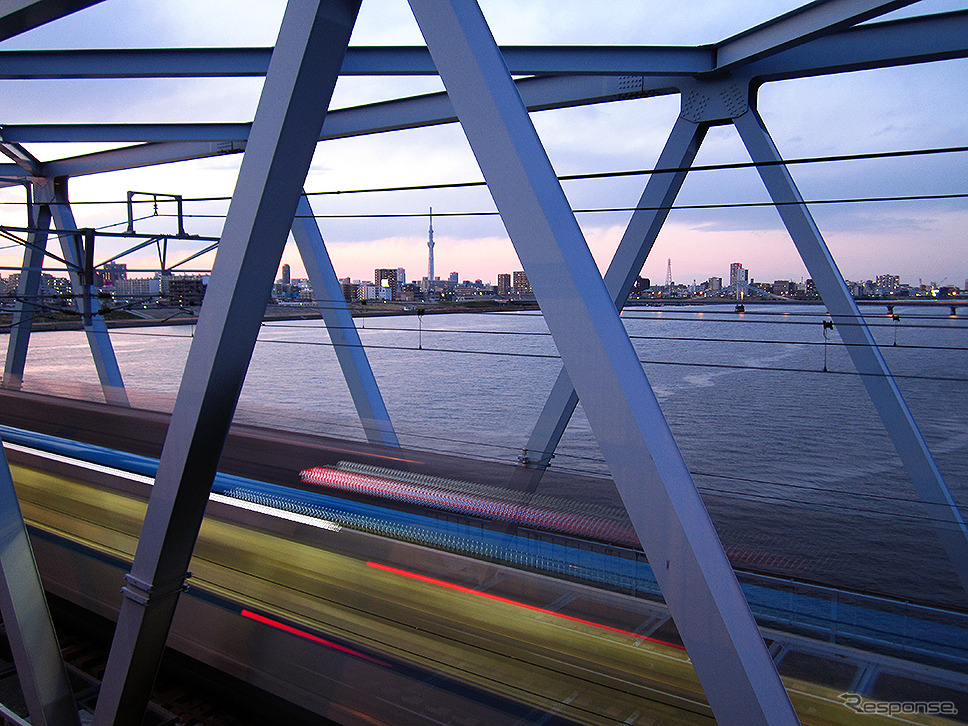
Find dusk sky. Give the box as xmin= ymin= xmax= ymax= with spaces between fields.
xmin=0 ymin=0 xmax=965 ymax=288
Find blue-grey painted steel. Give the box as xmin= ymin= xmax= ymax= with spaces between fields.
xmin=713 ymin=0 xmax=917 ymax=70
xmin=0 ymin=140 xmax=41 ymax=174
xmin=523 ymin=116 xmax=708 ymax=470
xmin=0 ymin=45 xmax=712 ymax=79
xmin=0 ymin=440 xmax=78 ymax=726
xmin=44 ymin=183 xmax=128 ymax=407
xmin=743 ymin=10 xmax=968 ymax=82
xmin=0 ymin=9 xmax=961 ymax=88
xmin=91 ymin=1 xmax=361 ymax=723
xmin=42 ymin=140 xmax=246 ymax=179
xmin=406 ymin=0 xmax=799 ymax=723
xmin=0 ymin=0 xmax=104 ymax=42
xmin=3 ymin=187 xmax=51 ymax=391
xmin=291 ymin=194 xmax=399 ymax=447
xmin=734 ymin=105 xmax=968 ymax=600
xmin=1 ymin=74 xmax=675 ymax=147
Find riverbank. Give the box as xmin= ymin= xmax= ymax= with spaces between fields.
xmin=0 ymin=300 xmax=540 ymax=332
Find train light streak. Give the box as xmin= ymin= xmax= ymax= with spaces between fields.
xmin=366 ymin=561 xmax=686 ymax=651
xmin=209 ymin=493 xmax=341 ymax=531
xmin=301 ymin=465 xmax=634 ymax=544
xmin=241 ymin=610 xmax=390 ymax=667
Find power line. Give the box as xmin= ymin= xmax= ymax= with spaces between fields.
xmin=109 ymin=327 xmax=968 ymax=383
xmin=0 ymin=143 xmax=966 ymax=208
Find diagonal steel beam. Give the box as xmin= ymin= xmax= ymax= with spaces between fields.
xmin=734 ymin=105 xmax=968 ymax=599
xmin=406 ymin=0 xmax=800 ymax=723
xmin=0 ymin=0 xmax=104 ymax=42
xmin=0 ymin=139 xmax=41 ymax=175
xmin=3 ymin=183 xmax=51 ymax=390
xmin=91 ymin=1 xmax=361 ymax=723
xmin=713 ymin=0 xmax=920 ymax=71
xmin=291 ymin=194 xmax=399 ymax=447
xmin=0 ymin=440 xmax=79 ymax=726
xmin=44 ymin=180 xmax=128 ymax=406
xmin=522 ymin=115 xmax=708 ymax=470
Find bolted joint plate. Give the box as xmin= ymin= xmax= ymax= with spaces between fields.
xmin=679 ymin=78 xmax=750 ymax=123
xmin=122 ymin=572 xmax=191 ymax=607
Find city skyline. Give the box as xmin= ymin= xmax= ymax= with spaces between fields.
xmin=0 ymin=1 xmax=964 ymax=290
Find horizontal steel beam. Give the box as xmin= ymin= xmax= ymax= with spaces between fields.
xmin=44 ymin=140 xmax=245 ymax=178
xmin=714 ymin=0 xmax=918 ymax=70
xmin=1 ymin=74 xmax=676 ymax=144
xmin=745 ymin=9 xmax=968 ymax=82
xmin=0 ymin=75 xmax=676 ymax=180
xmin=1 ymin=7 xmax=963 ymax=180
xmin=0 ymin=45 xmax=712 ymax=79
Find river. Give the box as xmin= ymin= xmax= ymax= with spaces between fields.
xmin=7 ymin=303 xmax=968 ymax=607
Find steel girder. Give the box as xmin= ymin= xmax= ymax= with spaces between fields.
xmin=0 ymin=0 xmax=104 ymax=42
xmin=0 ymin=9 xmax=962 ymax=185
xmin=713 ymin=0 xmax=919 ymax=69
xmin=742 ymin=9 xmax=968 ymax=81
xmin=0 ymin=74 xmax=677 ymax=145
xmin=44 ymin=182 xmax=128 ymax=406
xmin=0 ymin=442 xmax=78 ymax=726
xmin=0 ymin=45 xmax=712 ymax=78
xmin=406 ymin=0 xmax=800 ymax=723
xmin=0 ymin=179 xmax=128 ymax=405
xmin=290 ymin=194 xmax=399 ymax=448
xmin=521 ymin=115 xmax=708 ymax=470
xmin=3 ymin=187 xmax=51 ymax=390
xmin=732 ymin=105 xmax=968 ymax=597
xmin=0 ymin=2 xmax=933 ymax=79
xmin=91 ymin=1 xmax=362 ymax=723
xmin=519 ymin=73 xmax=968 ymax=601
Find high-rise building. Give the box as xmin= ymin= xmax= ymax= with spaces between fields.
xmin=167 ymin=275 xmax=208 ymax=306
xmin=375 ymin=268 xmax=398 ymax=300
xmin=281 ymin=264 xmax=291 ymax=285
xmin=448 ymin=271 xmax=459 ymax=284
xmin=512 ymin=270 xmax=532 ymax=295
xmin=114 ymin=277 xmax=161 ymax=305
xmin=876 ymin=274 xmax=900 ymax=295
xmin=497 ymin=273 xmax=511 ymax=295
xmin=729 ymin=262 xmax=748 ymax=287
xmin=98 ymin=262 xmax=127 ymax=287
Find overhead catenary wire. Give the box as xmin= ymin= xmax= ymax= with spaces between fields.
xmin=162 ymin=189 xmax=968 ymax=221
xmin=0 ymin=142 xmax=965 ymax=208
xmin=109 ymin=326 xmax=968 ymax=383
xmin=257 ymin=318 xmax=968 ymax=351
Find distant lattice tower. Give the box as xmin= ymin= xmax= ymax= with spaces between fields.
xmin=427 ymin=207 xmax=435 ymax=283
xmin=665 ymin=258 xmax=673 ymax=289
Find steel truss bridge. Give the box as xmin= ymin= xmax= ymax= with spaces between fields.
xmin=0 ymin=1 xmax=965 ymax=725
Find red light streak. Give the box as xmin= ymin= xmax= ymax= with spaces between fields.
xmin=241 ymin=609 xmax=390 ymax=666
xmin=366 ymin=561 xmax=685 ymax=651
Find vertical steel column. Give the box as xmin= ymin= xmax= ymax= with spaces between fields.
xmin=46 ymin=180 xmax=129 ymax=407
xmin=3 ymin=183 xmax=52 ymax=390
xmin=92 ymin=2 xmax=360 ymax=724
xmin=0 ymin=441 xmax=79 ymax=726
xmin=734 ymin=106 xmax=968 ymax=596
xmin=406 ymin=1 xmax=799 ymax=724
xmin=522 ymin=116 xmax=708 ymax=470
xmin=290 ymin=194 xmax=399 ymax=446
